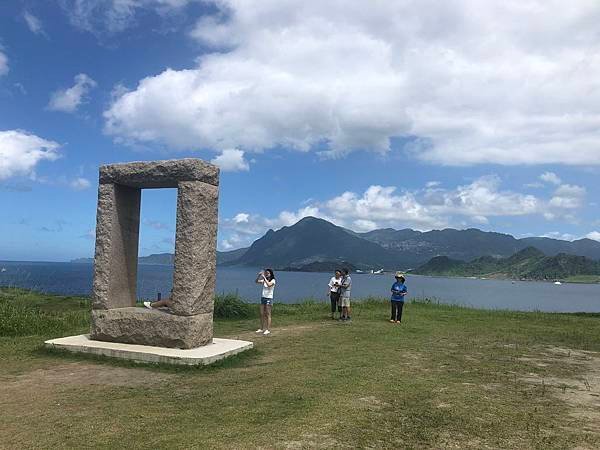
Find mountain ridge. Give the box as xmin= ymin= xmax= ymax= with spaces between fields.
xmin=412 ymin=246 xmax=600 ymax=281
xmin=71 ymin=217 xmax=600 ymax=270
xmin=234 ymin=217 xmax=600 ymax=269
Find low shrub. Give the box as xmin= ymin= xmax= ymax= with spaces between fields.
xmin=213 ymin=293 xmax=253 ymax=319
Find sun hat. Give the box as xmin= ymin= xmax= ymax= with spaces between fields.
xmin=395 ymin=271 xmax=405 ymax=278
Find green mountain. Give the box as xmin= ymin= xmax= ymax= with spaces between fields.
xmin=280 ymin=261 xmax=357 ymax=272
xmin=358 ymin=228 xmax=521 ymax=263
xmin=412 ymin=255 xmax=466 ymax=274
xmin=70 ymin=218 xmax=600 ymax=273
xmin=236 ymin=217 xmax=399 ymax=270
xmin=138 ymin=253 xmax=174 ymax=265
xmin=359 ymin=228 xmax=600 ymax=263
xmin=217 ymin=247 xmax=249 ymax=265
xmin=413 ymin=247 xmax=600 ymax=281
xmin=235 ymin=219 xmax=600 ymax=269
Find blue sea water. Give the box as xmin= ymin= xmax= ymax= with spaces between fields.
xmin=1 ymin=261 xmax=599 ymax=313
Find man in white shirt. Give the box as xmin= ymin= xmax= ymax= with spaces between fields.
xmin=339 ymin=268 xmax=352 ymax=321
xmin=327 ymin=269 xmax=343 ymax=319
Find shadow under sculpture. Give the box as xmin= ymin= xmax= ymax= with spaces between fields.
xmin=90 ymin=159 xmax=219 ymax=349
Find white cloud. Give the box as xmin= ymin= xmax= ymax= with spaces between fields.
xmin=60 ymin=0 xmax=194 ymax=34
xmin=210 ymin=149 xmax=249 ymax=172
xmin=79 ymin=229 xmax=95 ymax=240
xmin=105 ymin=1 xmax=600 ymax=165
xmin=0 ymin=51 xmax=8 ymax=76
xmin=326 ymin=186 xmax=444 ymax=229
xmin=0 ymin=130 xmax=61 ymax=180
xmin=70 ymin=177 xmax=92 ymax=190
xmin=142 ymin=219 xmax=171 ymax=230
xmin=586 ymin=231 xmax=600 ymax=242
xmin=524 ymin=181 xmax=544 ymax=189
xmin=48 ymin=73 xmax=97 ymax=113
xmin=219 ymin=175 xmax=580 ymax=249
xmin=541 ymin=231 xmax=578 ymax=241
xmin=219 ymin=205 xmax=324 ymax=249
xmin=23 ymin=11 xmax=45 ymax=35
xmin=233 ymin=213 xmax=249 ymax=223
xmin=353 ymin=219 xmax=379 ymax=232
xmin=426 ymin=175 xmax=540 ymax=219
xmin=539 ymin=171 xmax=562 ymax=185
xmin=548 ymin=184 xmax=586 ymax=210
xmin=14 ymin=83 xmax=27 ymax=95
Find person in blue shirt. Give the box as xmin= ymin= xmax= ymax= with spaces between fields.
xmin=390 ymin=272 xmax=408 ymax=323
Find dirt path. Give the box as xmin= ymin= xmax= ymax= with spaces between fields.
xmin=519 ymin=346 xmax=600 ymax=436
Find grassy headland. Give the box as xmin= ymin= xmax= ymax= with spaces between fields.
xmin=413 ymin=246 xmax=600 ymax=283
xmin=1 ymin=287 xmax=600 ymax=448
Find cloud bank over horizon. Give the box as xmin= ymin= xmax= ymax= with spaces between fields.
xmin=219 ymin=173 xmax=591 ymax=250
xmin=105 ymin=0 xmax=600 ymax=166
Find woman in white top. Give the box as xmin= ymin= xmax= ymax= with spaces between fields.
xmin=255 ymin=268 xmax=276 ymax=335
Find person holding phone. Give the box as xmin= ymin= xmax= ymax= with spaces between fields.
xmin=255 ymin=268 xmax=276 ymax=335
xmin=327 ymin=269 xmax=343 ymax=319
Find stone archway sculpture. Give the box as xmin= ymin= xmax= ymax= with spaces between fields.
xmin=90 ymin=159 xmax=219 ymax=349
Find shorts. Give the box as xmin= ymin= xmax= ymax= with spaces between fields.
xmin=340 ymin=297 xmax=350 ymax=307
xmin=261 ymin=297 xmax=273 ymax=305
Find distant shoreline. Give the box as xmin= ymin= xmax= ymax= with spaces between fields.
xmin=2 ymin=260 xmax=599 ymax=285
xmin=409 ymin=272 xmax=600 ymax=285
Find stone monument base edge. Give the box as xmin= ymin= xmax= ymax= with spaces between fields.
xmin=44 ymin=334 xmax=254 ymax=366
xmin=90 ymin=307 xmax=213 ymax=349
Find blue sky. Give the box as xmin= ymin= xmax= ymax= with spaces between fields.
xmin=1 ymin=1 xmax=599 ymax=261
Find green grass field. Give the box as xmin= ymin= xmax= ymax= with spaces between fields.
xmin=1 ymin=287 xmax=600 ymax=449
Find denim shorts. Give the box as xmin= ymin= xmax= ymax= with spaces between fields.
xmin=261 ymin=297 xmax=273 ymax=305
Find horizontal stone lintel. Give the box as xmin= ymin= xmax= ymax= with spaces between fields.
xmin=91 ymin=307 xmax=213 ymax=349
xmin=99 ymin=159 xmax=219 ymax=188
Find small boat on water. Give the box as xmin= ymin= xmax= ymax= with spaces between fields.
xmin=554 ymin=281 xmax=562 ymax=285
xmin=356 ymin=269 xmax=385 ymax=275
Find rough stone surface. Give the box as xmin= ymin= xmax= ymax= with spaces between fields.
xmin=92 ymin=183 xmax=141 ymax=310
xmin=100 ymin=158 xmax=219 ymax=188
xmin=90 ymin=308 xmax=213 ymax=349
xmin=89 ymin=158 xmax=219 ymax=348
xmin=45 ymin=335 xmax=253 ymax=366
xmin=170 ymin=181 xmax=219 ymax=316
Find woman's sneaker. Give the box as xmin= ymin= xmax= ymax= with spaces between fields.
xmin=143 ymin=301 xmax=153 ymax=309
xmin=263 ymin=330 xmax=271 ymax=335
xmin=255 ymin=329 xmax=263 ymax=333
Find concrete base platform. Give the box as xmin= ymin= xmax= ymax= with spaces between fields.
xmin=45 ymin=334 xmax=253 ymax=366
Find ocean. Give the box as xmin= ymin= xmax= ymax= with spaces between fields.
xmin=1 ymin=261 xmax=599 ymax=313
